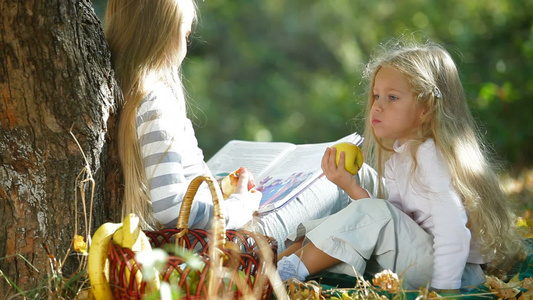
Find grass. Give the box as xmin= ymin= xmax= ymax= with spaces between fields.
xmin=1 ymin=168 xmax=532 ymax=299
xmin=503 ymin=168 xmax=533 ymax=238
xmin=503 ymin=168 xmax=533 ymax=207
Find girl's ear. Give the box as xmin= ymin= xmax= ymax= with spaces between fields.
xmin=418 ymin=103 xmax=430 ymax=123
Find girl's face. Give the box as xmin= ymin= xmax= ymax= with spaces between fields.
xmin=370 ymin=66 xmax=426 ymax=144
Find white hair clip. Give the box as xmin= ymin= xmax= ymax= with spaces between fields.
xmin=433 ymin=86 xmax=442 ymax=99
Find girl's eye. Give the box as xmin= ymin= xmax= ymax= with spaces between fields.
xmin=389 ymin=95 xmax=398 ymax=101
xmin=373 ymin=94 xmax=379 ymax=100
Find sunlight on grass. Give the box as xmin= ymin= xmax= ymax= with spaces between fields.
xmin=502 ymin=169 xmax=533 ymax=209
xmin=2 ymin=169 xmax=532 ymax=299
xmin=502 ymin=169 xmax=533 ymax=239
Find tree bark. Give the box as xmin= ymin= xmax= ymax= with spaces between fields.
xmin=0 ymin=0 xmax=121 ymax=295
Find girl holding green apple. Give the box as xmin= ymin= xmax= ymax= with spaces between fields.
xmin=277 ymin=40 xmax=527 ymax=291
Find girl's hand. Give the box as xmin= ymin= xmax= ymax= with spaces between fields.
xmin=321 ymin=147 xmax=369 ymax=200
xmin=234 ymin=168 xmax=258 ymax=195
xmin=220 ymin=167 xmax=256 ymax=199
xmin=225 ymin=168 xmax=262 ymax=229
xmin=321 ymin=147 xmax=356 ymax=190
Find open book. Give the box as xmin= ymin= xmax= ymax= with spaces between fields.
xmin=207 ymin=132 xmax=362 ymax=214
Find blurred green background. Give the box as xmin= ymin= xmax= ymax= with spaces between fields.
xmin=92 ymin=0 xmax=533 ymax=175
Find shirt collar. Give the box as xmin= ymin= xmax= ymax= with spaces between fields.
xmin=393 ymin=140 xmax=409 ymax=153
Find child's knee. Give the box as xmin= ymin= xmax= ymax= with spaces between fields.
xmin=352 ymin=198 xmax=389 ymax=212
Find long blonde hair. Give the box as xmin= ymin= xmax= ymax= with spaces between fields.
xmin=105 ymin=0 xmax=197 ymax=228
xmin=362 ymin=40 xmax=527 ymax=276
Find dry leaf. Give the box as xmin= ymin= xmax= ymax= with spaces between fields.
xmin=415 ymin=287 xmax=441 ymax=300
xmin=485 ymin=275 xmax=520 ymax=299
xmin=523 ymin=277 xmax=533 ymax=290
xmin=73 ymin=234 xmax=88 ymax=254
xmin=372 ymin=269 xmax=401 ymax=293
xmin=520 ymin=290 xmax=533 ymax=300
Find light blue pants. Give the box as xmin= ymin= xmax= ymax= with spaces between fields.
xmin=286 ymin=198 xmax=485 ymax=290
xmin=248 ymin=163 xmax=381 ymax=253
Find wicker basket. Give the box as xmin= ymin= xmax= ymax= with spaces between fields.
xmin=107 ymin=175 xmax=278 ymax=299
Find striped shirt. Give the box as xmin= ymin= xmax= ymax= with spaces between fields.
xmin=136 ymin=82 xmax=258 ymax=229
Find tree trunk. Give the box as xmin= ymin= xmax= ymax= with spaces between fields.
xmin=0 ymin=0 xmax=121 ymax=295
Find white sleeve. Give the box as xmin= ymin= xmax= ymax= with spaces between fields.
xmin=416 ymin=143 xmax=470 ymax=289
xmin=384 ymin=158 xmax=403 ymax=211
xmin=223 ymin=192 xmax=262 ymax=229
xmin=358 ymin=163 xmax=385 ymax=199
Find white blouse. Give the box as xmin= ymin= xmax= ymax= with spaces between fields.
xmin=385 ymin=139 xmax=484 ymax=289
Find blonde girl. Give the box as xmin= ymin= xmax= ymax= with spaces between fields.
xmin=105 ymin=0 xmax=261 ymax=230
xmin=277 ymin=41 xmax=527 ymax=290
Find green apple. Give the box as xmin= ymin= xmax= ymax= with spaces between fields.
xmin=332 ymin=142 xmax=364 ymax=175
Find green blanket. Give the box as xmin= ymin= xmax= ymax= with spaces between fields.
xmin=308 ymin=239 xmax=533 ymax=299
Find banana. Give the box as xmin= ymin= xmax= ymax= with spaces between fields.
xmin=112 ymin=214 xmax=141 ymax=251
xmin=122 ymin=213 xmax=142 ymax=251
xmin=115 ymin=214 xmax=161 ymax=295
xmin=139 ymin=230 xmax=161 ymax=293
xmin=89 ymin=214 xmax=160 ymax=299
xmin=88 ymin=222 xmax=122 ymax=300
xmin=138 ymin=230 xmax=151 ymax=251
xmin=112 ymin=227 xmax=123 ymax=246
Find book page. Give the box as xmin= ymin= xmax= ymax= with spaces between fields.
xmin=256 ymin=142 xmax=332 ymax=211
xmin=257 ymin=132 xmax=363 ymax=213
xmin=207 ymin=140 xmax=296 ymax=180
